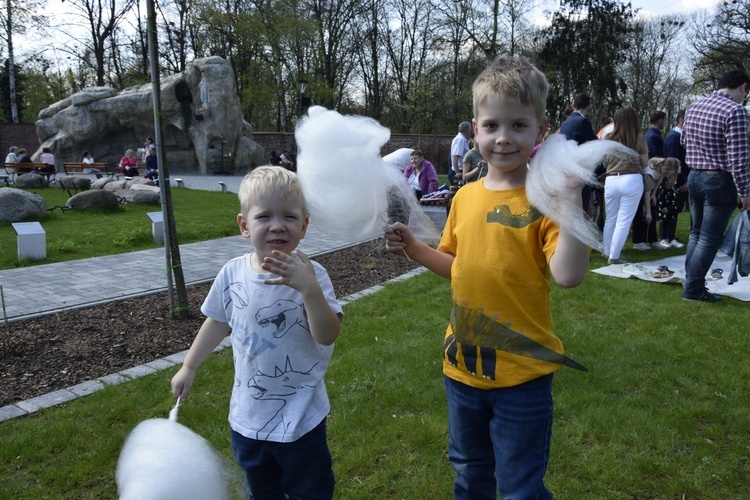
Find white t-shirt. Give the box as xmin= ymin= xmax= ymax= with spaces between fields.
xmin=451 ymin=133 xmax=470 ymax=172
xmin=201 ymin=253 xmax=342 ymax=443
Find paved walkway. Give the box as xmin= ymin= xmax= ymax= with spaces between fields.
xmin=0 ymin=173 xmax=363 ymax=322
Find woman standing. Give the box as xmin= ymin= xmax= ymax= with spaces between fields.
xmin=601 ymin=106 xmax=648 ymax=265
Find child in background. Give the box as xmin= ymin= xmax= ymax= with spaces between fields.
xmin=385 ymin=56 xmax=590 ymax=499
xmin=171 ymin=166 xmax=342 ymax=499
xmin=653 ymin=157 xmax=684 ymax=248
xmin=643 ymin=157 xmax=682 ymax=249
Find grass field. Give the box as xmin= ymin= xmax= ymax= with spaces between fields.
xmin=1 ymin=185 xmax=748 ymax=497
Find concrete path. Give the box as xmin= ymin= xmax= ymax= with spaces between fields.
xmin=0 ymin=173 xmax=363 ymax=322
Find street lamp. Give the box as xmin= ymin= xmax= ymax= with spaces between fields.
xmin=298 ymin=78 xmax=311 ymax=114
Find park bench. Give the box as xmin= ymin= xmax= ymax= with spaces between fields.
xmin=4 ymin=162 xmax=58 ymax=184
xmin=62 ymin=162 xmax=118 ymax=178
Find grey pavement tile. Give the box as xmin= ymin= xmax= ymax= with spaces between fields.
xmin=99 ymin=372 xmax=130 ymax=386
xmin=67 ymin=380 xmax=105 ymax=397
xmin=0 ymin=404 xmax=27 ymax=422
xmin=163 ymin=350 xmax=189 ymax=364
xmin=15 ymin=389 xmax=78 ymax=413
xmin=145 ymin=358 xmax=176 ymax=371
xmin=119 ymin=364 xmax=158 ymax=379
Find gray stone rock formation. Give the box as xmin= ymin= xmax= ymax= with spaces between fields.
xmin=14 ymin=173 xmax=48 ymax=189
xmin=34 ymin=57 xmax=264 ymax=174
xmin=67 ymin=190 xmax=120 ymax=211
xmin=114 ymin=189 xmax=160 ymax=205
xmin=59 ymin=176 xmax=92 ymax=193
xmin=0 ymin=188 xmax=47 ymax=222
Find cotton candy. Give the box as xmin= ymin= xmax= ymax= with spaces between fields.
xmin=116 ymin=418 xmax=235 ymax=500
xmin=295 ymin=106 xmax=441 ymax=244
xmin=527 ymin=133 xmax=640 ymax=251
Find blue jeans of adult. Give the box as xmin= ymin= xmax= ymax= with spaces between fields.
xmin=230 ymin=418 xmax=334 ymax=499
xmin=445 ymin=375 xmax=554 ymax=500
xmin=684 ymin=169 xmax=738 ymax=298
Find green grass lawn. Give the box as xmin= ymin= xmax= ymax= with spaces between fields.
xmin=2 ymin=251 xmax=749 ymax=497
xmin=0 ymin=187 xmax=240 ymax=269
xmin=2 ymin=186 xmax=749 ymax=497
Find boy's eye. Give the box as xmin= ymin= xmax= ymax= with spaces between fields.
xmin=513 ymin=122 xmax=528 ymax=129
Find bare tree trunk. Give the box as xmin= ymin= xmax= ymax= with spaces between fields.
xmin=5 ymin=0 xmax=18 ymax=123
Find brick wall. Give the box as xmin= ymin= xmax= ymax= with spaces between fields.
xmin=0 ymin=124 xmax=39 ymax=158
xmin=1 ymin=124 xmax=455 ymax=175
xmin=252 ymin=132 xmax=455 ymax=174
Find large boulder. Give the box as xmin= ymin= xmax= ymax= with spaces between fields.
xmin=34 ymin=57 xmax=264 ymax=174
xmin=59 ymin=176 xmax=92 ymax=192
xmin=67 ymin=190 xmax=120 ymax=211
xmin=14 ymin=173 xmax=48 ymax=189
xmin=114 ymin=189 xmax=160 ymax=205
xmin=0 ymin=188 xmax=47 ymax=222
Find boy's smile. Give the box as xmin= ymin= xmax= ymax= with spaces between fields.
xmin=473 ymin=98 xmax=547 ymax=185
xmin=238 ymin=194 xmax=308 ymax=271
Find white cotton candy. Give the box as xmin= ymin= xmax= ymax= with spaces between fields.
xmin=527 ymin=133 xmax=640 ymax=251
xmin=296 ymin=106 xmax=441 ymax=244
xmin=116 ymin=418 xmax=235 ymax=500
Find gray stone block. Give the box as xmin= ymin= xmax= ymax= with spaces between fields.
xmin=0 ymin=404 xmax=27 ymax=422
xmin=15 ymin=389 xmax=77 ymax=413
xmin=67 ymin=380 xmax=105 ymax=397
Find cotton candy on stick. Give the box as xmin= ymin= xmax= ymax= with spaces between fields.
xmin=116 ymin=403 xmax=240 ymax=500
xmin=526 ymin=133 xmax=642 ymax=251
xmin=295 ymin=106 xmax=441 ymax=245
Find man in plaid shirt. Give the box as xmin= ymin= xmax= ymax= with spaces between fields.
xmin=681 ymin=69 xmax=750 ymax=302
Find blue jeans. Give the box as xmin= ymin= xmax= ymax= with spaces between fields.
xmin=445 ymin=375 xmax=554 ymax=500
xmin=684 ymin=170 xmax=738 ymax=297
xmin=230 ymin=418 xmax=334 ymax=500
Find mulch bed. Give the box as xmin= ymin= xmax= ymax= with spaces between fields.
xmin=0 ymin=241 xmax=420 ymax=407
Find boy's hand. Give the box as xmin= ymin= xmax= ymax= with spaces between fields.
xmin=384 ymin=222 xmax=415 ymax=258
xmin=261 ymin=249 xmax=317 ymax=293
xmin=171 ymin=366 xmax=196 ymax=403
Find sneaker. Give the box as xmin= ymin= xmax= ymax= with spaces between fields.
xmin=682 ymin=289 xmax=722 ymax=303
xmin=651 ymin=241 xmax=670 ymax=250
xmin=633 ymin=242 xmax=650 ymax=251
xmin=669 ymin=239 xmax=685 ymax=248
xmin=607 ymin=258 xmax=628 ymax=265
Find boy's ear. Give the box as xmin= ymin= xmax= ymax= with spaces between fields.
xmin=536 ymin=117 xmax=549 ymax=144
xmin=301 ymin=214 xmax=309 ymax=236
xmin=237 ymin=213 xmax=251 ymax=238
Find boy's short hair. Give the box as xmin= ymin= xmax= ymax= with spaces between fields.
xmin=238 ymin=165 xmax=307 ymax=216
xmin=572 ymin=93 xmax=591 ymax=111
xmin=649 ymin=110 xmax=666 ymax=124
xmin=472 ymin=56 xmax=549 ymax=120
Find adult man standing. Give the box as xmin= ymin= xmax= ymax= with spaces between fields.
xmin=449 ymin=122 xmax=471 ymax=185
xmin=665 ymin=109 xmax=688 ymax=214
xmin=646 ymin=111 xmax=666 ymax=158
xmin=681 ymin=69 xmax=750 ymax=302
xmin=559 ymin=93 xmax=598 ymax=211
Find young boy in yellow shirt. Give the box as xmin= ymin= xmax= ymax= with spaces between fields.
xmin=385 ymin=56 xmax=590 ymax=498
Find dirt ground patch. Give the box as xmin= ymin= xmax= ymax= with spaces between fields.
xmin=0 ymin=241 xmax=420 ymax=407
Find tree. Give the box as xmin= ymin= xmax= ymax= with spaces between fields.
xmin=537 ymin=0 xmax=635 ymax=129
xmin=0 ymin=0 xmax=43 ymax=122
xmin=620 ymin=16 xmax=691 ymax=122
xmin=691 ymin=0 xmax=750 ymax=93
xmin=62 ymin=0 xmax=136 ymax=86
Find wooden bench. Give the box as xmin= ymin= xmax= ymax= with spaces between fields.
xmin=4 ymin=162 xmax=58 ymax=184
xmin=62 ymin=162 xmax=118 ymax=178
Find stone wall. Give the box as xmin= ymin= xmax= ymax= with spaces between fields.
xmin=252 ymin=132 xmax=455 ymax=174
xmin=0 ymin=123 xmax=39 ymax=158
xmin=2 ymin=123 xmax=455 ymax=175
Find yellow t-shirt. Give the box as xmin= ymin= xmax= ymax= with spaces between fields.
xmin=438 ymin=181 xmax=564 ymax=389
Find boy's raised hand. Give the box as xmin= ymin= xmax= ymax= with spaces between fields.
xmin=261 ymin=249 xmax=318 ymax=293
xmin=384 ymin=222 xmax=415 ymax=258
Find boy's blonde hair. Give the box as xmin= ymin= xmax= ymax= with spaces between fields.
xmin=238 ymin=165 xmax=307 ymax=216
xmin=472 ymin=56 xmax=549 ymax=120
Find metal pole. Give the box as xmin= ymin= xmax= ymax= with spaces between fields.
xmin=146 ymin=0 xmax=175 ymax=310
